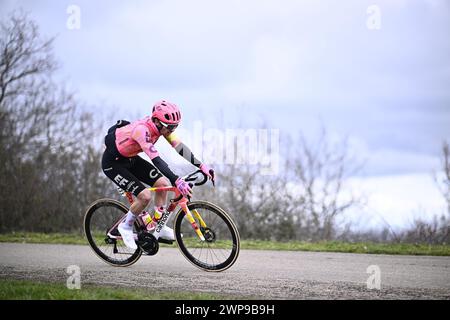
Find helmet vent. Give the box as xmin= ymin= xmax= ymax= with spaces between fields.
xmin=164 ymin=114 xmax=170 ymax=121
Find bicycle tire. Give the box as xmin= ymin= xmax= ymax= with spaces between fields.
xmin=174 ymin=201 xmax=240 ymax=272
xmin=84 ymin=198 xmax=142 ymax=267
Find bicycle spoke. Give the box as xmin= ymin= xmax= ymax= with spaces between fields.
xmin=175 ymin=201 xmax=240 ymax=271
xmin=84 ymin=199 xmax=141 ymax=267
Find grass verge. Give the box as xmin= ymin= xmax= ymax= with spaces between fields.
xmin=0 ymin=278 xmax=235 ymax=300
xmin=242 ymin=239 xmax=450 ymax=256
xmin=0 ymin=232 xmax=448 ymax=256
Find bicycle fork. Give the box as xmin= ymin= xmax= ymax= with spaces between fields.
xmin=177 ymin=199 xmax=206 ymax=241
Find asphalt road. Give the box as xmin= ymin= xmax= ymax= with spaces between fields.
xmin=0 ymin=243 xmax=449 ymax=299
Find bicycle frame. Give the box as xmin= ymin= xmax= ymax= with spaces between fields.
xmin=146 ymin=186 xmax=206 ymax=241
xmin=110 ymin=185 xmax=206 ymax=242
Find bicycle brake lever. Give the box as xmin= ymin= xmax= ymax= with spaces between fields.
xmin=187 ymin=183 xmax=194 ymax=201
xmin=210 ymin=170 xmax=215 ymax=187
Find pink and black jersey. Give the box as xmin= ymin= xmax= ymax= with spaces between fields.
xmin=114 ymin=117 xmax=181 ymax=160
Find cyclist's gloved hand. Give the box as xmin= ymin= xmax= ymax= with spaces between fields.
xmin=200 ymin=163 xmax=215 ymax=182
xmin=175 ymin=178 xmax=192 ymax=197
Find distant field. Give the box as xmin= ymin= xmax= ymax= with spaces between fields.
xmin=0 ymin=232 xmax=448 ymax=256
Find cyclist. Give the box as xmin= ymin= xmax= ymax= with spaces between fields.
xmin=102 ymin=100 xmax=214 ymax=249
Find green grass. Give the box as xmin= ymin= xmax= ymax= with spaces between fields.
xmin=241 ymin=239 xmax=450 ymax=256
xmin=0 ymin=278 xmax=234 ymax=300
xmin=0 ymin=232 xmax=88 ymax=245
xmin=0 ymin=232 xmax=449 ymax=256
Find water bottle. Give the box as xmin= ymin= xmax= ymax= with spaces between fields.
xmin=153 ymin=206 xmax=165 ymax=221
xmin=139 ymin=211 xmax=156 ymax=232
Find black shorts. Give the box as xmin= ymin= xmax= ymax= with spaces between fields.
xmin=101 ymin=129 xmax=163 ymax=197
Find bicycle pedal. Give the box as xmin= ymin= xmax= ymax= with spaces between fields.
xmin=158 ymin=238 xmax=174 ymax=245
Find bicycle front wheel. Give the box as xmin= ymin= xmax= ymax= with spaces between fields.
xmin=84 ymin=198 xmax=142 ymax=267
xmin=174 ymin=201 xmax=240 ymax=272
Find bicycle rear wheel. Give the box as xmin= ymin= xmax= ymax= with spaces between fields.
xmin=174 ymin=201 xmax=240 ymax=272
xmin=84 ymin=199 xmax=142 ymax=267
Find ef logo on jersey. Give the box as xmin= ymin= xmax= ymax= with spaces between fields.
xmin=149 ymin=169 xmax=159 ymax=179
xmin=149 ymin=145 xmax=158 ymax=155
xmin=114 ymin=174 xmax=129 ymax=187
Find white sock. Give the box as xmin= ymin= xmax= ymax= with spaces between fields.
xmin=122 ymin=211 xmax=136 ymax=228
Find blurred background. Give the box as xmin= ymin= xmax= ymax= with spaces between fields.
xmin=0 ymin=0 xmax=449 ymax=243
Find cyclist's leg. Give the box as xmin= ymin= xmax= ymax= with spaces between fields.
xmin=101 ymin=152 xmax=151 ymax=214
xmin=129 ymin=157 xmax=175 ymax=240
xmin=102 ymin=151 xmax=154 ymax=248
xmin=129 ymin=156 xmax=170 ymax=210
xmin=153 ymin=176 xmax=171 ymax=208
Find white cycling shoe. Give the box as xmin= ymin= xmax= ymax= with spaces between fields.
xmin=155 ymin=225 xmax=176 ymax=241
xmin=118 ymin=222 xmax=137 ymax=250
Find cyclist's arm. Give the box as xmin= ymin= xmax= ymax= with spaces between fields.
xmin=165 ymin=133 xmax=202 ymax=168
xmin=132 ymin=125 xmax=179 ymax=185
xmin=151 ymin=156 xmax=178 ymax=185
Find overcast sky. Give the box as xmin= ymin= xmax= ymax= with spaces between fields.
xmin=1 ymin=0 xmax=449 ymax=229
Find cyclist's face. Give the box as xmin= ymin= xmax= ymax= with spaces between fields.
xmin=155 ymin=119 xmax=177 ymax=135
xmin=161 ymin=126 xmax=171 ymax=135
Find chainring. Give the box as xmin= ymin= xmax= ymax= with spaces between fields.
xmin=137 ymin=232 xmax=159 ymax=256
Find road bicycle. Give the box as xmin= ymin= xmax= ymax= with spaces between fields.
xmin=84 ymin=170 xmax=240 ymax=272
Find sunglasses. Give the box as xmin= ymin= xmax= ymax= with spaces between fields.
xmin=159 ymin=121 xmax=178 ymax=132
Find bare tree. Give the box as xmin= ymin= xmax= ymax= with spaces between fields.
xmin=217 ymin=163 xmax=297 ymax=241
xmin=292 ymin=128 xmax=364 ymax=241
xmin=440 ymin=141 xmax=450 ymax=215
xmin=0 ymin=11 xmax=55 ymax=108
xmin=395 ymin=142 xmax=450 ymax=244
xmin=401 ymin=215 xmax=449 ymax=244
xmin=0 ymin=11 xmax=108 ymax=232
xmin=191 ymin=126 xmax=365 ymax=242
xmin=191 ymin=148 xmax=300 ymax=241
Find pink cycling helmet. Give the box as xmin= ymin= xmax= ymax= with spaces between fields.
xmin=151 ymin=100 xmax=181 ymax=125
